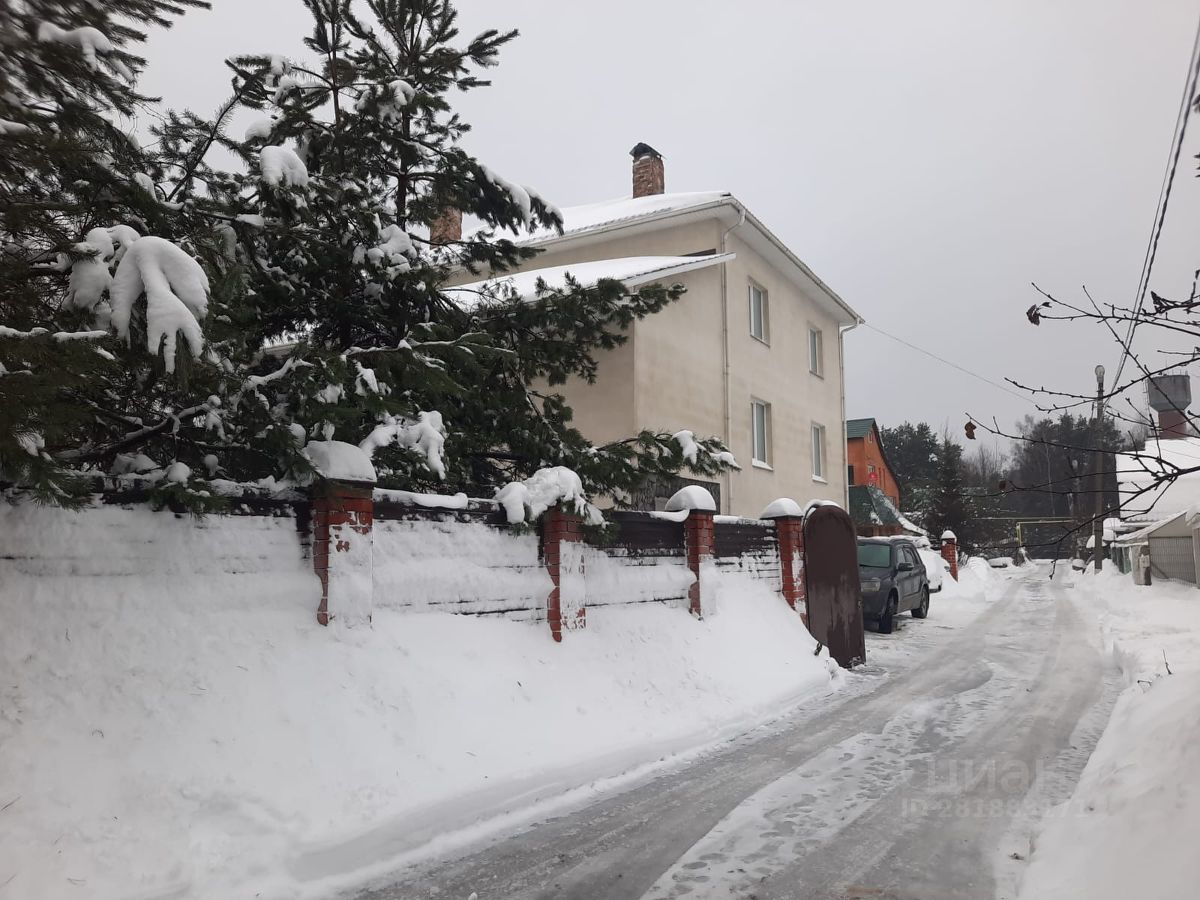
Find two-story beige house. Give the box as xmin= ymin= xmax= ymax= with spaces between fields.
xmin=446 ymin=144 xmax=862 ymax=518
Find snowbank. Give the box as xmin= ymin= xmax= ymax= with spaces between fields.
xmin=0 ymin=503 xmax=839 ymax=900
xmin=940 ymin=554 xmax=999 ymax=600
xmin=1019 ymin=567 xmax=1200 ymax=900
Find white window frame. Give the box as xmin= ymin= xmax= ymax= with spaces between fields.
xmin=808 ymin=326 xmax=824 ymax=377
xmin=751 ymin=399 xmax=772 ymax=467
xmin=749 ymin=282 xmax=769 ymax=344
xmin=811 ymin=422 xmax=827 ymax=481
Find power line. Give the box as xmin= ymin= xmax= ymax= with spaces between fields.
xmin=862 ymin=322 xmax=1035 ymax=405
xmin=1113 ymin=8 xmax=1200 ymax=388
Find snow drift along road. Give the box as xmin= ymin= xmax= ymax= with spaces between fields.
xmin=0 ymin=502 xmax=839 ymax=900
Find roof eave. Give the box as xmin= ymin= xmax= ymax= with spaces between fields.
xmin=523 ymin=196 xmax=864 ymax=326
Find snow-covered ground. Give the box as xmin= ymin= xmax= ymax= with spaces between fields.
xmin=1018 ymin=566 xmax=1200 ymax=900
xmin=0 ymin=503 xmax=841 ymax=900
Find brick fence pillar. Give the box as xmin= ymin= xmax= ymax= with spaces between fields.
xmin=542 ymin=505 xmax=586 ymax=642
xmin=684 ymin=509 xmax=716 ymax=618
xmin=312 ymin=478 xmax=375 ymax=626
xmin=941 ymin=531 xmax=959 ymax=581
xmin=772 ymin=516 xmax=808 ymax=626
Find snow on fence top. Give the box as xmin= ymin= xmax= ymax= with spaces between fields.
xmin=664 ymin=485 xmax=716 ymax=513
xmin=373 ymin=488 xmax=469 ymax=510
xmin=494 ymin=466 xmax=598 ymax=524
xmin=444 ymin=254 xmax=732 ymax=307
xmin=304 ymin=440 xmax=377 ymax=483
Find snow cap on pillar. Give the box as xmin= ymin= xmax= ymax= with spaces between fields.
xmin=304 ymin=440 xmax=378 ymax=484
xmin=665 ymin=485 xmax=716 ymax=512
xmin=760 ymin=497 xmax=805 ymax=519
xmin=941 ymin=529 xmax=957 ymax=542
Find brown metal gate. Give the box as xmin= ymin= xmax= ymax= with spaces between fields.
xmin=804 ymin=505 xmax=866 ymax=668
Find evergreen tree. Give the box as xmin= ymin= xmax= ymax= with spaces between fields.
xmin=2 ymin=0 xmax=735 ymax=507
xmin=0 ymin=0 xmax=210 ymax=503
xmin=929 ymin=436 xmax=968 ymax=544
xmin=879 ymin=421 xmax=940 ymax=528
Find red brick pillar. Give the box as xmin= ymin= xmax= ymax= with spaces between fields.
xmin=941 ymin=531 xmax=959 ymax=581
xmin=772 ymin=516 xmax=808 ymax=626
xmin=684 ymin=510 xmax=716 ymax=618
xmin=542 ymin=506 xmax=586 ymax=642
xmin=312 ymin=479 xmax=375 ymax=626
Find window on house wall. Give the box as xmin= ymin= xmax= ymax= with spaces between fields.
xmin=848 ymin=465 xmax=856 ymax=485
xmin=751 ymin=399 xmax=771 ymax=465
xmin=808 ymin=327 xmax=824 ymax=376
xmin=749 ymin=282 xmax=769 ymax=343
xmin=812 ymin=423 xmax=827 ymax=480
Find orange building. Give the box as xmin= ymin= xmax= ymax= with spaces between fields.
xmin=846 ymin=418 xmax=902 ymax=507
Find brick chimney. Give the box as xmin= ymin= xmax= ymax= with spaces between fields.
xmin=429 ymin=207 xmax=462 ymax=244
xmin=631 ymin=142 xmax=664 ymax=198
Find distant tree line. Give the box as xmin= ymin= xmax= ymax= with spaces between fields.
xmin=880 ymin=415 xmax=1129 ymax=558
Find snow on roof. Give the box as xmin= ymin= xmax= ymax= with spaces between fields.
xmin=1115 ymin=437 xmax=1200 ymax=519
xmin=445 ymin=254 xmax=733 ymax=306
xmin=1114 ymin=510 xmax=1187 ymax=545
xmin=484 ymin=191 xmax=732 ymax=245
xmin=466 ymin=189 xmax=860 ymax=325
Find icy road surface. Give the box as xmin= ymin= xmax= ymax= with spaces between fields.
xmin=355 ymin=569 xmax=1116 ymax=900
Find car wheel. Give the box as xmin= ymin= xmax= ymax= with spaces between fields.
xmin=879 ymin=594 xmax=897 ymax=634
xmin=913 ymin=588 xmax=930 ymax=619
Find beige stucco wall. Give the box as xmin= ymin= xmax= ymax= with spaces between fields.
xmin=467 ymin=215 xmax=848 ymax=517
xmin=712 ymin=228 xmax=847 ymax=517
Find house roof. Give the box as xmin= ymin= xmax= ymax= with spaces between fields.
xmin=846 ymin=418 xmax=876 ymax=440
xmin=483 ymin=190 xmax=862 ymax=326
xmin=505 ymin=191 xmax=733 ymax=245
xmin=1115 ymin=437 xmax=1200 ymax=519
xmin=1114 ymin=510 xmax=1188 ymax=545
xmin=444 ymin=253 xmax=734 ymax=306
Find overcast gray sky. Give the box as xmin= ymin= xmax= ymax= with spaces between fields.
xmin=142 ymin=0 xmax=1200 ymax=445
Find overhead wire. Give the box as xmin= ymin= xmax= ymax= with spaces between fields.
xmin=1112 ymin=9 xmax=1200 ymax=388
xmin=861 ymin=322 xmax=1036 ymax=406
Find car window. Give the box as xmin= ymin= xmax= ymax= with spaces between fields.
xmin=857 ymin=543 xmax=891 ymax=568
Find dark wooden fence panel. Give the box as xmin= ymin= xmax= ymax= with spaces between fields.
xmin=714 ymin=517 xmax=781 ymax=589
xmin=603 ymin=511 xmax=687 ymax=558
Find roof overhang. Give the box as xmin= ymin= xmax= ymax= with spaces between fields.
xmin=445 ymin=253 xmax=735 ymax=306
xmin=519 ymin=195 xmax=863 ymax=326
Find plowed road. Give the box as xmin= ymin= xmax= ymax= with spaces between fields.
xmin=355 ymin=569 xmax=1115 ymax=900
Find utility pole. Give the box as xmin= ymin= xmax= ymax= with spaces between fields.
xmin=1093 ymin=365 xmax=1106 ymax=572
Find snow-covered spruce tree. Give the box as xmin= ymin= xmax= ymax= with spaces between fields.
xmin=0 ymin=0 xmax=213 ymax=505
xmin=145 ymin=0 xmax=735 ymax=500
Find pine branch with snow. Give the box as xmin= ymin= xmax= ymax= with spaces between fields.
xmin=0 ymin=0 xmax=216 ymax=502
xmin=2 ymin=0 xmax=736 ymax=508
